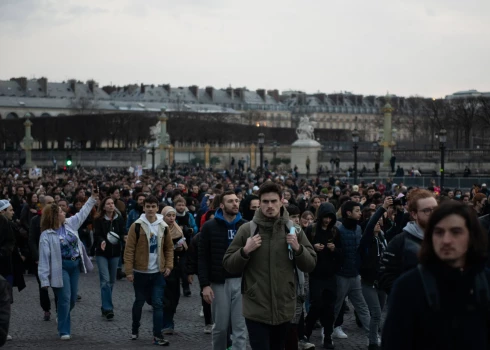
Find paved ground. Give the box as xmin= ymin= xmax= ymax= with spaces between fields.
xmin=7 ymin=265 xmax=369 ymax=349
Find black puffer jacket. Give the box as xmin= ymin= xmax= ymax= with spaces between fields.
xmin=93 ymin=213 xmax=126 ymax=258
xmin=198 ymin=214 xmax=246 ymax=288
xmin=306 ymin=202 xmax=343 ymax=280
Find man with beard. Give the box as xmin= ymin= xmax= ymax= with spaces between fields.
xmin=199 ymin=191 xmax=247 ymax=350
xmin=127 ymin=193 xmax=146 ymax=231
xmin=379 ymin=189 xmax=438 ymax=294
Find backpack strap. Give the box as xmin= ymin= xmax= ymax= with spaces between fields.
xmin=135 ymin=223 xmax=141 ymax=243
xmin=249 ymin=221 xmax=259 ymax=238
xmin=417 ymin=264 xmax=440 ymax=312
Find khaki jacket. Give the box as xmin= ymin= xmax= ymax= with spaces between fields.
xmin=124 ymin=214 xmax=174 ymax=275
xmin=223 ymin=208 xmax=316 ymax=325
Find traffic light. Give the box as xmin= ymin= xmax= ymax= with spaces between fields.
xmin=66 ymin=154 xmax=72 ymax=166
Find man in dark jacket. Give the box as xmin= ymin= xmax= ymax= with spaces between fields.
xmin=304 ymin=202 xmax=343 ymax=349
xmin=0 ymin=275 xmax=11 ymax=347
xmin=198 ymin=191 xmax=247 ymax=350
xmin=379 ymin=189 xmax=437 ymax=294
xmin=333 ymin=201 xmax=371 ymax=340
xmin=28 ymin=196 xmax=55 ymax=321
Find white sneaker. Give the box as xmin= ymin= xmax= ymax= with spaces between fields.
xmin=6 ymin=335 xmax=12 ymax=341
xmin=378 ymin=335 xmax=382 ymax=346
xmin=60 ymin=335 xmax=71 ymax=340
xmin=199 ymin=306 xmax=204 ymax=317
xmin=332 ymin=326 xmax=348 ymax=339
xmin=203 ymin=324 xmax=213 ymax=334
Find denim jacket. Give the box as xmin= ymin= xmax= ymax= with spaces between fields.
xmin=38 ymin=197 xmax=96 ymax=288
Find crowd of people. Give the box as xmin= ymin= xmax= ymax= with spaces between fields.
xmin=0 ymin=164 xmax=489 ymax=349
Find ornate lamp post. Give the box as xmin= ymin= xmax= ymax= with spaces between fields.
xmin=439 ymin=128 xmax=447 ymax=190
xmin=352 ymin=129 xmax=359 ymax=184
xmin=258 ymin=133 xmax=265 ymax=172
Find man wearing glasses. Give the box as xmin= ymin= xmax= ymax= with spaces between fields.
xmin=379 ymin=189 xmax=437 ymax=294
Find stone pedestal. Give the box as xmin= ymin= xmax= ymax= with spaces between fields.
xmin=291 ymin=139 xmax=321 ymax=176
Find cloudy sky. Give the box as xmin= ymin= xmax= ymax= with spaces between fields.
xmin=1 ymin=0 xmax=488 ymax=97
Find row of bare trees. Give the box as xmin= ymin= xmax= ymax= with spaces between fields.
xmin=396 ymin=96 xmax=490 ymax=149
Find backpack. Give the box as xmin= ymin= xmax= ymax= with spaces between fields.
xmin=417 ymin=264 xmax=490 ymax=312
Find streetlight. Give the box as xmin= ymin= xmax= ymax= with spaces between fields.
xmin=373 ymin=139 xmax=381 ymax=176
xmin=258 ymin=133 xmax=265 ymax=172
xmin=439 ymin=128 xmax=447 ymax=191
xmin=352 ymin=129 xmax=359 ymax=184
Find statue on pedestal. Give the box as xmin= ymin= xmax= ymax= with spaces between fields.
xmin=296 ymin=116 xmax=316 ymax=141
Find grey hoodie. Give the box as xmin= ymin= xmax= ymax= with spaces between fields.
xmin=403 ymin=221 xmax=424 ymax=241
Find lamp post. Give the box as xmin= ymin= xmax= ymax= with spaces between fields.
xmin=373 ymin=139 xmax=381 ymax=176
xmin=258 ymin=133 xmax=265 ymax=173
xmin=352 ymin=129 xmax=359 ymax=184
xmin=439 ymin=128 xmax=447 ymax=191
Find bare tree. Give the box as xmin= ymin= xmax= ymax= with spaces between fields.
xmin=446 ymin=97 xmax=481 ymax=148
xmin=69 ymin=97 xmax=99 ymax=114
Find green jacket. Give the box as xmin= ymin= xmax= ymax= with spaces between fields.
xmin=223 ymin=208 xmax=316 ymax=325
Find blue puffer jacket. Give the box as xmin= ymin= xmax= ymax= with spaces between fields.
xmin=336 ymin=218 xmax=362 ymax=278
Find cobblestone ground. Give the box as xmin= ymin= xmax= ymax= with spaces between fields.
xmin=7 ymin=265 xmax=369 ymax=349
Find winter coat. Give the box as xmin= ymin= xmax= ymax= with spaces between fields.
xmin=93 ymin=213 xmax=126 ymax=258
xmin=0 ymin=275 xmax=11 ymax=347
xmin=185 ymin=233 xmax=200 ymax=276
xmin=359 ymin=206 xmax=388 ymax=285
xmin=198 ymin=209 xmax=246 ymax=288
xmin=382 ymin=262 xmax=490 ymax=350
xmin=28 ymin=215 xmax=41 ymax=262
xmin=336 ymin=218 xmax=363 ymax=278
xmin=124 ymin=214 xmax=174 ymax=275
xmin=378 ymin=222 xmax=423 ymax=294
xmin=38 ymin=197 xmax=96 ymax=288
xmin=306 ymin=202 xmax=343 ymax=280
xmin=223 ymin=207 xmax=317 ymax=325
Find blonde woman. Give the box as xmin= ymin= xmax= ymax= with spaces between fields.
xmin=38 ymin=190 xmax=98 ymax=340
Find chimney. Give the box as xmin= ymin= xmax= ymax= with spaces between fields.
xmin=87 ymin=80 xmax=95 ymax=93
xmin=69 ymin=79 xmax=76 ymax=93
xmin=256 ymin=89 xmax=266 ymax=102
xmin=140 ymin=83 xmax=146 ymax=94
xmin=163 ymin=84 xmax=171 ymax=93
xmin=10 ymin=77 xmax=27 ymax=92
xmin=267 ymin=89 xmax=280 ymax=102
xmin=226 ymin=87 xmax=234 ymax=99
xmin=205 ymin=86 xmax=214 ymax=102
xmin=189 ymin=85 xmax=199 ymax=99
xmin=233 ymin=88 xmax=243 ymax=100
xmin=38 ymin=77 xmax=48 ymax=96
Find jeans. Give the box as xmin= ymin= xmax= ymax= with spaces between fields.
xmin=96 ymin=256 xmax=119 ymax=312
xmin=52 ymin=259 xmax=80 ymax=336
xmin=333 ymin=275 xmax=370 ymax=334
xmin=132 ymin=272 xmax=166 ymax=337
xmin=246 ymin=319 xmax=290 ymax=350
xmin=210 ymin=278 xmax=247 ymax=350
xmin=361 ymin=282 xmax=387 ymax=345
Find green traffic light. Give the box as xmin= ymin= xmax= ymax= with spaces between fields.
xmin=66 ymin=160 xmax=72 ymax=166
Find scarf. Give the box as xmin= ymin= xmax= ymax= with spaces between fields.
xmin=162 ymin=206 xmax=188 ymax=250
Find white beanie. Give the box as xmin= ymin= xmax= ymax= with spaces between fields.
xmin=0 ymin=199 xmax=11 ymax=212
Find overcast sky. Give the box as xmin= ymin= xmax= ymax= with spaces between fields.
xmin=1 ymin=0 xmax=488 ymax=98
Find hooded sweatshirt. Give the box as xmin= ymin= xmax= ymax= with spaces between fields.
xmin=214 ymin=208 xmax=243 ymax=246
xmin=135 ymin=213 xmax=164 ymax=273
xmin=306 ymin=202 xmax=343 ymax=279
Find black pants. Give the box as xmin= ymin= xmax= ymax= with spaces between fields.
xmin=305 ymin=278 xmax=337 ymax=339
xmin=35 ymin=269 xmax=57 ymax=312
xmin=179 ymin=255 xmax=190 ymax=291
xmin=200 ymin=291 xmax=212 ymax=325
xmin=246 ymin=319 xmax=290 ymax=350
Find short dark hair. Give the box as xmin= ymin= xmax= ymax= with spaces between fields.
xmin=135 ymin=192 xmax=146 ymax=201
xmin=419 ymin=201 xmax=488 ymax=267
xmin=287 ymin=205 xmax=300 ymax=216
xmin=108 ymin=186 xmax=119 ymax=196
xmin=341 ymin=200 xmax=360 ymax=218
xmin=350 ymin=191 xmax=361 ymax=197
xmin=257 ymin=183 xmax=282 ymax=200
xmin=144 ymin=196 xmax=159 ymax=206
xmin=220 ymin=190 xmax=236 ymax=203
